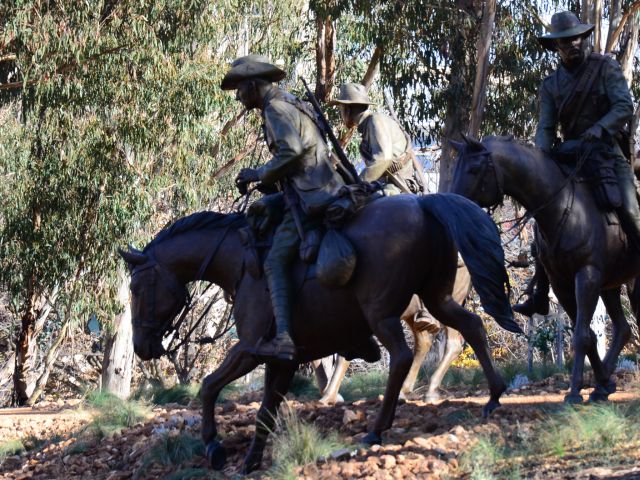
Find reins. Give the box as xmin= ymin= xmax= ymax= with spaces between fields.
xmin=473 ymin=142 xmax=593 ymax=248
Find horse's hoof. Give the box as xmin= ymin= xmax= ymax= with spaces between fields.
xmin=361 ymin=431 xmax=382 ymax=446
xmin=425 ymin=392 xmax=441 ymax=404
xmin=206 ymin=440 xmax=226 ymax=470
xmin=564 ymin=393 xmax=584 ymax=405
xmin=482 ymin=399 xmax=501 ymax=418
xmin=588 ymin=389 xmax=610 ymax=403
xmin=241 ymin=456 xmax=261 ymax=475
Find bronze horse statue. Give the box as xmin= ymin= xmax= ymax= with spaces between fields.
xmin=450 ymin=135 xmax=640 ymax=403
xmin=315 ymin=264 xmax=471 ymax=405
xmin=119 ymin=193 xmax=519 ymax=473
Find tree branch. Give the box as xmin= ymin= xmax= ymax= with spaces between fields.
xmin=606 ymin=1 xmax=640 ymax=52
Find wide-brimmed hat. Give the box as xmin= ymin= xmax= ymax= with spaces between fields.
xmin=538 ymin=11 xmax=594 ymax=50
xmin=220 ymin=54 xmax=286 ymax=90
xmin=328 ymin=83 xmax=376 ymax=106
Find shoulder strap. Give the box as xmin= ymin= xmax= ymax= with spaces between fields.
xmin=561 ymin=55 xmax=607 ymax=135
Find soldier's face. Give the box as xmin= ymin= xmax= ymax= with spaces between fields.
xmin=235 ymin=81 xmax=259 ymax=110
xmin=555 ymin=35 xmax=587 ymax=65
xmin=340 ymin=105 xmax=356 ymax=128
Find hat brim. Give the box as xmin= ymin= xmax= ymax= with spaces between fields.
xmin=537 ymin=24 xmax=594 ymax=50
xmin=327 ymin=98 xmax=377 ymax=106
xmin=220 ymin=62 xmax=286 ymax=90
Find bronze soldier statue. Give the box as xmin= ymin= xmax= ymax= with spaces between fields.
xmin=330 ymin=83 xmax=425 ymax=195
xmin=514 ymin=11 xmax=639 ymax=316
xmin=222 ymin=55 xmax=345 ymax=360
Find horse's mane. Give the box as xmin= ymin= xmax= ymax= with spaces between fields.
xmin=483 ymin=135 xmax=551 ymax=163
xmin=143 ymin=211 xmax=247 ymax=252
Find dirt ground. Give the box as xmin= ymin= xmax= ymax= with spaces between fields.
xmin=1 ymin=372 xmax=640 ymax=480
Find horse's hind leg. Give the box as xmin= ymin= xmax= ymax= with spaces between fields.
xmin=242 ymin=362 xmax=296 ymax=474
xmin=319 ymin=356 xmax=349 ymax=405
xmin=426 ymin=297 xmax=505 ymax=417
xmin=592 ymin=288 xmax=631 ymax=400
xmin=201 ymin=342 xmax=259 ymax=470
xmin=362 ymin=315 xmax=413 ymax=445
xmin=425 ymin=327 xmax=464 ymax=403
xmin=400 ymin=314 xmax=434 ymax=398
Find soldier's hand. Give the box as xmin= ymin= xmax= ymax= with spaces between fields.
xmin=581 ymin=125 xmax=604 ymax=141
xmin=235 ymin=168 xmax=260 ymax=194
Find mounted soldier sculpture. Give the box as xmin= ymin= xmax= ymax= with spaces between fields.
xmin=514 ymin=11 xmax=640 ymax=317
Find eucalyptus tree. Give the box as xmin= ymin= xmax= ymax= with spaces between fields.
xmin=0 ymin=0 xmax=307 ymax=404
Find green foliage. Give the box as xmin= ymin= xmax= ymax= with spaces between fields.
xmin=142 ymin=432 xmax=204 ymax=467
xmin=541 ymin=403 xmax=633 ymax=456
xmin=136 ymin=383 xmax=200 ymax=406
xmin=0 ymin=439 xmax=25 ymax=460
xmin=460 ymin=436 xmax=504 ymax=480
xmin=340 ymin=370 xmax=387 ymax=402
xmin=270 ymin=403 xmax=345 ymax=480
xmin=287 ymin=373 xmax=319 ymax=399
xmin=165 ymin=468 xmax=224 ymax=480
xmin=84 ymin=390 xmax=151 ymax=437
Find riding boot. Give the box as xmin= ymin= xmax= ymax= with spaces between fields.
xmin=513 ymin=255 xmax=550 ymax=317
xmin=615 ymin=164 xmax=640 ymax=252
xmin=254 ymin=273 xmax=296 ymax=361
xmin=413 ymin=298 xmax=441 ymax=334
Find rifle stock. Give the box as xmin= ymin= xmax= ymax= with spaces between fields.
xmin=301 ymin=78 xmax=361 ymax=184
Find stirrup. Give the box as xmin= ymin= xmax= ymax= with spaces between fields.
xmin=249 ymin=335 xmax=297 ymax=363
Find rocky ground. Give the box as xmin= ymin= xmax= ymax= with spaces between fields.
xmin=1 ymin=372 xmax=640 ymax=480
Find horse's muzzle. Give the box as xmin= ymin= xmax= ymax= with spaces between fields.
xmin=133 ymin=336 xmax=165 ymax=360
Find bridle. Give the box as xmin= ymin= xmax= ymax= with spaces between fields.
xmin=130 ymin=225 xmax=232 ymax=354
xmin=459 ymin=148 xmax=504 ymax=215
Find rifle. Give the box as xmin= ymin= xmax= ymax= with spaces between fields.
xmin=300 ymin=77 xmax=361 ymax=185
xmin=383 ymin=91 xmax=428 ymax=193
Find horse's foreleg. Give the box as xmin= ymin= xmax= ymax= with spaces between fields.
xmin=425 ymin=327 xmax=463 ymax=403
xmin=201 ymin=342 xmax=259 ymax=470
xmin=319 ymin=356 xmax=349 ymax=405
xmin=242 ymin=363 xmax=296 ymax=474
xmin=593 ymin=288 xmax=631 ymax=399
xmin=362 ymin=316 xmax=413 ymax=445
xmin=427 ymin=298 xmax=505 ymax=417
xmin=566 ymin=266 xmax=602 ymax=404
xmin=400 ymin=323 xmax=433 ymax=397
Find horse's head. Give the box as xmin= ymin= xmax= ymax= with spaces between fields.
xmin=450 ymin=135 xmax=503 ymax=208
xmin=119 ymin=247 xmax=189 ymax=360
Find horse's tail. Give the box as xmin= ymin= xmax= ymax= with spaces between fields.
xmin=419 ymin=193 xmax=522 ymax=334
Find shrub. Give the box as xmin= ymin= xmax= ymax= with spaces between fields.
xmin=84 ymin=391 xmax=151 ymax=438
xmin=340 ymin=371 xmax=387 ymax=402
xmin=0 ymin=439 xmax=24 ymax=460
xmin=143 ymin=432 xmax=204 ymax=467
xmin=270 ymin=403 xmax=345 ymax=480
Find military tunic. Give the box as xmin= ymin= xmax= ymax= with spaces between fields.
xmin=535 ymin=52 xmax=633 ymax=155
xmin=258 ymin=88 xmax=344 ymax=215
xmin=357 ymin=110 xmax=418 ymax=195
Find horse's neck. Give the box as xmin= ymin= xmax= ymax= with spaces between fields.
xmin=496 ymin=143 xmax=571 ymax=232
xmin=152 ymin=229 xmax=244 ymax=294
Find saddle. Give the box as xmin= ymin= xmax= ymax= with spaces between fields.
xmin=553 ymin=147 xmax=622 ymax=213
xmin=239 ymin=183 xmax=383 ymax=286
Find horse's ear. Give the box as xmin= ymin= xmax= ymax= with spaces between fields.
xmin=118 ymin=247 xmax=147 ymax=266
xmin=461 ymin=132 xmax=484 ymax=151
xmin=449 ymin=140 xmax=465 ymax=153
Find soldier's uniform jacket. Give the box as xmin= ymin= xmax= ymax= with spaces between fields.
xmin=535 ymin=52 xmax=633 ymax=155
xmin=257 ymin=88 xmax=344 ymax=215
xmin=357 ymin=111 xmax=415 ymax=188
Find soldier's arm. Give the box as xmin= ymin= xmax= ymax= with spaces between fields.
xmin=596 ymin=57 xmax=634 ymax=136
xmin=257 ymin=102 xmax=306 ymax=185
xmin=534 ymin=79 xmax=557 ymax=153
xmin=360 ymin=115 xmax=395 ymax=182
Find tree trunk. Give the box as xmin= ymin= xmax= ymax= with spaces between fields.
xmin=469 ymin=0 xmax=496 ymax=137
xmin=618 ymin=12 xmax=639 ymax=85
xmin=26 ymin=319 xmax=70 ymax=405
xmin=315 ymin=17 xmax=336 ymax=103
xmin=101 ymin=270 xmax=134 ymax=399
xmin=593 ymin=0 xmax=603 ymax=52
xmin=438 ymin=34 xmax=476 ymax=191
xmin=605 ymin=0 xmax=623 ymax=52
